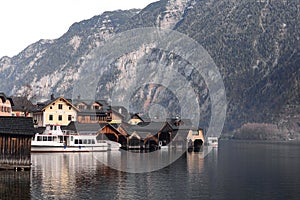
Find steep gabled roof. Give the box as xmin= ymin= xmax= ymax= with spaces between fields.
xmin=99 ymin=123 xmax=123 ymax=135
xmin=11 ymin=96 xmax=34 ymax=112
xmin=0 ymin=116 xmax=35 ymax=136
xmin=130 ymin=113 xmax=145 ymax=122
xmin=40 ymin=96 xmax=79 ymax=112
xmin=0 ymin=92 xmax=14 ymax=106
xmin=62 ymin=121 xmax=100 ymax=135
xmin=111 ymin=106 xmax=129 ymax=120
xmin=119 ymin=121 xmax=173 ymax=139
xmin=71 ymin=99 xmax=111 ymax=112
xmin=166 ymin=118 xmax=195 ymax=130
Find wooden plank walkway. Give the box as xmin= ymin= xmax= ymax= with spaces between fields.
xmin=0 ymin=164 xmax=31 ymax=171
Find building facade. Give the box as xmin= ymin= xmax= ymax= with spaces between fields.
xmin=0 ymin=93 xmax=13 ymax=116
xmin=33 ymin=96 xmax=78 ymax=127
xmin=72 ymin=99 xmax=113 ymax=124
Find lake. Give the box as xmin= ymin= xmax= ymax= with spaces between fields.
xmin=0 ymin=140 xmax=299 ymax=200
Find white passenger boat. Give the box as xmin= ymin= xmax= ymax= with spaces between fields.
xmin=106 ymin=140 xmax=122 ymax=151
xmin=31 ymin=125 xmax=110 ymax=152
xmin=207 ymin=136 xmax=218 ymax=147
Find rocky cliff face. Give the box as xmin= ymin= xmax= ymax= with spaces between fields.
xmin=0 ymin=0 xmax=299 ymax=138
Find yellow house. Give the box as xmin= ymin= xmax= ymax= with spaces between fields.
xmin=187 ymin=128 xmax=205 ymax=151
xmin=33 ymin=96 xmax=79 ymax=127
xmin=128 ymin=113 xmax=144 ymax=125
xmin=0 ymin=93 xmax=13 ymax=116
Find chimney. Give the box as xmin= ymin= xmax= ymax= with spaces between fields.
xmin=50 ymin=94 xmax=55 ymax=100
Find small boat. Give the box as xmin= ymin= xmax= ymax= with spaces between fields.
xmin=159 ymin=141 xmax=169 ymax=151
xmin=207 ymin=136 xmax=218 ymax=147
xmin=31 ymin=125 xmax=109 ymax=152
xmin=106 ymin=140 xmax=121 ymax=151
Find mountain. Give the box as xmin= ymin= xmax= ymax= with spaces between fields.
xmin=0 ymin=0 xmax=299 ymax=139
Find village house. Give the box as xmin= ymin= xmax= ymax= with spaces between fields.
xmin=187 ymin=128 xmax=205 ymax=152
xmin=0 ymin=116 xmax=35 ymax=170
xmin=167 ymin=118 xmax=197 ymax=149
xmin=128 ymin=113 xmax=145 ymax=125
xmin=0 ymin=92 xmax=14 ymax=116
xmin=11 ymin=96 xmax=35 ymax=117
xmin=32 ymin=95 xmax=79 ymax=127
xmin=97 ymin=123 xmax=128 ymax=147
xmin=71 ymin=99 xmax=112 ymax=123
xmin=31 ymin=95 xmax=131 ymax=127
xmin=111 ymin=106 xmax=128 ymax=124
xmin=118 ymin=121 xmax=175 ymax=150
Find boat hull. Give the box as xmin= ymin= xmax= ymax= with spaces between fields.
xmin=31 ymin=145 xmax=108 ymax=153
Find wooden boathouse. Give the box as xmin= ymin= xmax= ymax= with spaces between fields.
xmin=0 ymin=116 xmax=35 ymax=170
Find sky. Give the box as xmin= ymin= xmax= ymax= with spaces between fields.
xmin=0 ymin=0 xmax=156 ymax=58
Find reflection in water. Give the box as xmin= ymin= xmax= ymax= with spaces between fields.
xmin=0 ymin=170 xmax=30 ymax=200
xmin=31 ymin=152 xmax=108 ymax=199
xmin=187 ymin=151 xmax=205 ymax=174
xmin=94 ymin=149 xmax=186 ymax=173
xmin=7 ymin=141 xmax=299 ymax=199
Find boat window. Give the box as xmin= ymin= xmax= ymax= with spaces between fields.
xmin=53 ymin=136 xmax=57 ymax=142
xmin=75 ymin=139 xmax=78 ymax=144
xmin=88 ymin=139 xmax=91 ymax=144
xmin=54 ymin=126 xmax=57 ymax=130
xmin=83 ymin=139 xmax=87 ymax=144
xmin=59 ymin=136 xmax=63 ymax=143
xmin=92 ymin=140 xmax=95 ymax=144
xmin=48 ymin=136 xmax=53 ymax=141
xmin=37 ymin=136 xmax=42 ymax=141
xmin=43 ymin=136 xmax=47 ymax=141
xmin=71 ymin=136 xmax=73 ymax=141
xmin=79 ymin=139 xmax=82 ymax=144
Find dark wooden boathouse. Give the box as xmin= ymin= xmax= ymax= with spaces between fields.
xmin=0 ymin=116 xmax=35 ymax=170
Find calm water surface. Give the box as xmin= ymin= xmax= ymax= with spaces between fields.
xmin=1 ymin=140 xmax=300 ymax=200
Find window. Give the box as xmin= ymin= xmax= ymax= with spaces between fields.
xmin=75 ymin=139 xmax=78 ymax=144
xmin=90 ymin=116 xmax=96 ymax=121
xmin=43 ymin=136 xmax=47 ymax=141
xmin=58 ymin=115 xmax=63 ymax=121
xmin=48 ymin=136 xmax=53 ymax=141
xmin=58 ymin=104 xmax=63 ymax=109
xmin=37 ymin=136 xmax=42 ymax=141
xmin=78 ymin=104 xmax=85 ymax=110
xmin=49 ymin=115 xmax=53 ymax=121
xmin=68 ymin=115 xmax=72 ymax=121
xmin=69 ymin=106 xmax=72 ymax=110
xmin=50 ymin=106 xmax=53 ymax=109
